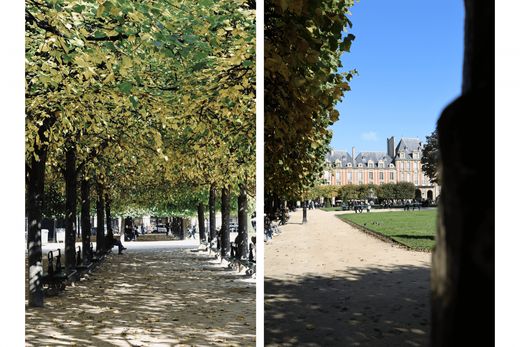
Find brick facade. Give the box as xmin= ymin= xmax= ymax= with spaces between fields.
xmin=323 ymin=136 xmax=440 ymax=200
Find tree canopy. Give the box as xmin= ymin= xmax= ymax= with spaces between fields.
xmin=264 ymin=0 xmax=357 ymax=200
xmin=421 ymin=129 xmax=440 ymax=184
xmin=26 ymin=0 xmax=256 ymax=217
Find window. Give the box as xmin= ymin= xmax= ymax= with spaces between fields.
xmin=368 ymin=161 xmax=374 ymax=168
xmin=390 ymin=172 xmax=395 ymax=181
xmin=407 ymin=173 xmax=411 ymax=182
xmin=347 ymin=172 xmax=352 ymax=183
xmin=414 ymin=162 xmax=418 ymax=172
xmin=380 ymin=172 xmax=384 ymax=180
xmin=347 ymin=163 xmax=352 ymax=167
xmin=389 ymin=163 xmax=394 ymax=168
xmin=358 ymin=172 xmax=363 ymax=183
xmin=369 ymin=172 xmax=374 ymax=180
xmin=407 ymin=162 xmax=411 ymax=171
xmin=400 ymin=172 xmax=404 ymax=181
xmin=378 ymin=161 xmax=384 ymax=168
xmin=358 ymin=163 xmax=363 ymax=168
xmin=335 ymin=159 xmax=341 ymax=168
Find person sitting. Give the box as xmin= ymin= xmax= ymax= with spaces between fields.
xmin=106 ymin=233 xmax=126 ymax=254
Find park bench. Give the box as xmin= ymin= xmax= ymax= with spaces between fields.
xmin=264 ymin=220 xmax=281 ymax=241
xmin=74 ymin=245 xmax=94 ymax=273
xmin=209 ymin=237 xmax=255 ymax=276
xmin=353 ymin=204 xmax=370 ymax=213
xmin=403 ymin=202 xmax=422 ymax=211
xmin=91 ymin=242 xmax=112 ymax=263
xmin=41 ymin=249 xmax=77 ymax=296
xmin=229 ymin=240 xmax=256 ymax=276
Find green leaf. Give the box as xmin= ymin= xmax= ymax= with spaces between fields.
xmin=118 ymin=81 xmax=133 ymax=94
xmin=129 ymin=95 xmax=139 ymax=109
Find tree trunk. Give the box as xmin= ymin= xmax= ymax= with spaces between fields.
xmin=237 ymin=183 xmax=248 ymax=259
xmin=80 ymin=177 xmax=91 ymax=264
xmin=209 ymin=184 xmax=216 ymax=242
xmin=179 ymin=217 xmax=184 ymax=240
xmin=105 ymin=195 xmax=113 ymax=243
xmin=264 ymin=194 xmax=275 ymax=221
xmin=96 ymin=184 xmax=105 ymax=253
xmin=77 ymin=214 xmax=81 ymax=238
xmin=197 ymin=202 xmax=206 ymax=242
xmin=64 ymin=144 xmax=77 ymax=270
xmin=26 ymin=149 xmax=47 ymax=307
xmin=431 ymin=1 xmax=494 ymax=346
xmin=302 ymin=200 xmax=308 ymax=224
xmin=124 ymin=217 xmax=133 ymax=241
xmin=280 ymin=199 xmax=287 ymax=225
xmin=220 ymin=186 xmax=231 ymax=257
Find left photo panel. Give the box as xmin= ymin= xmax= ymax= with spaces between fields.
xmin=25 ymin=1 xmax=256 ymax=345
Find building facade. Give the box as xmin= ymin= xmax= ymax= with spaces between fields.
xmin=323 ymin=136 xmax=440 ymax=200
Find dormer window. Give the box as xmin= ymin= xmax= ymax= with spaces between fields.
xmin=399 ymin=151 xmax=405 ymax=159
xmin=347 ymin=163 xmax=352 ymax=168
xmin=357 ymin=163 xmax=363 ymax=168
xmin=368 ymin=161 xmax=374 ymax=168
xmin=334 ymin=159 xmax=341 ymax=168
xmin=389 ymin=163 xmax=394 ymax=168
xmin=412 ymin=151 xmax=419 ymax=159
xmin=378 ymin=160 xmax=384 ymax=168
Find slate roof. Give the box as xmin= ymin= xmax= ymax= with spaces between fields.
xmin=326 ymin=137 xmax=424 ymax=166
xmin=325 ymin=150 xmax=353 ymax=167
xmin=395 ymin=138 xmax=422 ymax=160
xmin=355 ymin=152 xmax=393 ymax=167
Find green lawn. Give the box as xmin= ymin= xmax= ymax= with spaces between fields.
xmin=337 ymin=209 xmax=437 ymax=251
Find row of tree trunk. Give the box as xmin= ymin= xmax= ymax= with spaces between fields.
xmin=200 ymin=183 xmax=249 ymax=260
xmin=27 ymin=140 xmax=113 ymax=307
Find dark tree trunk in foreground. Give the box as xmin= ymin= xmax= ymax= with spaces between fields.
xmin=80 ymin=177 xmax=91 ymax=264
xmin=64 ymin=144 xmax=77 ymax=270
xmin=171 ymin=217 xmax=177 ymax=237
xmin=105 ymin=195 xmax=113 ymax=243
xmin=26 ymin=149 xmax=47 ymax=307
xmin=237 ymin=183 xmax=248 ymax=259
xmin=431 ymin=1 xmax=494 ymax=346
xmin=179 ymin=217 xmax=185 ymax=240
xmin=209 ymin=184 xmax=216 ymax=242
xmin=96 ymin=184 xmax=105 ymax=253
xmin=220 ymin=186 xmax=231 ymax=257
xmin=197 ymin=202 xmax=206 ymax=242
xmin=302 ymin=200 xmax=308 ymax=224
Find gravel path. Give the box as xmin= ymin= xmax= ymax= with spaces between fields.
xmin=265 ymin=208 xmax=431 ymax=347
xmin=26 ymin=244 xmax=255 ymax=346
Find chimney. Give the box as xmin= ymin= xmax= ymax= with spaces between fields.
xmin=352 ymin=146 xmax=356 ymax=167
xmin=387 ymin=136 xmax=395 ymax=158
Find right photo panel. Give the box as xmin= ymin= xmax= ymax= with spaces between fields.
xmin=264 ymin=0 xmax=494 ymax=346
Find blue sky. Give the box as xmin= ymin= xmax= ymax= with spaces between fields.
xmin=330 ymin=0 xmax=465 ymax=152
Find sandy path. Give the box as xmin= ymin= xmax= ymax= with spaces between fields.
xmin=26 ymin=244 xmax=255 ymax=346
xmin=265 ymin=209 xmax=431 ymax=347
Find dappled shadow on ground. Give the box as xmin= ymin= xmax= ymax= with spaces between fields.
xmin=265 ymin=265 xmax=430 ymax=347
xmin=26 ymin=248 xmax=255 ymax=346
